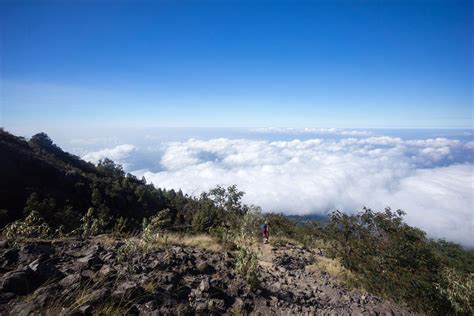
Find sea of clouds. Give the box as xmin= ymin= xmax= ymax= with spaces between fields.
xmin=78 ymin=128 xmax=474 ymax=247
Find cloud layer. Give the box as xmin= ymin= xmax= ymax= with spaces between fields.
xmin=83 ymin=135 xmax=474 ymax=247
xmin=82 ymin=144 xmax=137 ymax=169
xmin=252 ymin=127 xmax=372 ymax=136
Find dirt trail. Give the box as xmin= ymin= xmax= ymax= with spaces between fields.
xmin=256 ymin=242 xmax=274 ymax=271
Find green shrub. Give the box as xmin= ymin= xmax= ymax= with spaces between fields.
xmin=117 ymin=211 xmax=172 ymax=257
xmin=3 ymin=210 xmax=52 ymax=240
xmin=78 ymin=207 xmax=106 ymax=237
xmin=436 ymin=268 xmax=474 ymax=315
xmin=113 ymin=216 xmax=128 ymax=234
xmin=146 ymin=209 xmax=173 ymax=231
xmin=235 ymin=246 xmax=260 ymax=290
xmin=263 ymin=212 xmax=323 ymax=248
xmin=211 ymin=205 xmax=264 ymax=246
xmin=325 ymin=208 xmax=445 ymax=313
xmin=431 ymin=240 xmax=474 ymax=274
xmin=191 ymin=201 xmax=220 ymax=233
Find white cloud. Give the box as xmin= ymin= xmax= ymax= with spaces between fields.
xmin=251 ymin=127 xmax=372 ymax=136
xmin=126 ymin=136 xmax=473 ymax=247
xmin=465 ymin=141 xmax=474 ymax=149
xmin=82 ymin=144 xmax=137 ymax=168
xmin=340 ymin=136 xmax=460 ymax=148
xmin=383 ymin=165 xmax=473 ymax=247
xmin=419 ymin=146 xmax=451 ymax=161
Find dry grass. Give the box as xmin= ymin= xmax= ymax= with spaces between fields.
xmin=94 ymin=234 xmax=122 ymax=247
xmin=270 ymin=236 xmax=333 ymax=252
xmin=311 ymin=238 xmax=332 ymax=251
xmin=117 ymin=232 xmax=224 ymax=257
xmin=43 ymin=276 xmax=144 ymax=315
xmin=142 ymin=280 xmax=156 ymax=294
xmin=269 ymin=235 xmax=304 ymax=247
xmin=42 ymin=285 xmax=98 ymax=314
xmin=70 ymin=280 xmax=109 ymax=309
xmin=93 ymin=304 xmax=122 ymax=316
xmin=163 ymin=233 xmax=223 ymax=252
xmin=306 ymin=256 xmax=356 ymax=286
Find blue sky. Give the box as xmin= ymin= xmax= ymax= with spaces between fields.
xmin=1 ymin=0 xmax=473 ymax=129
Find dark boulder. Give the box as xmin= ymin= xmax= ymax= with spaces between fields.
xmin=21 ymin=244 xmax=56 ymax=256
xmin=19 ymin=243 xmax=55 ymax=263
xmin=196 ymin=260 xmax=215 ymax=274
xmin=76 ymin=253 xmax=103 ymax=270
xmin=157 ymin=271 xmax=180 ymax=285
xmin=1 ymin=270 xmax=33 ymax=295
xmin=175 ymin=285 xmax=192 ymax=300
xmin=0 ymin=292 xmax=15 ymax=304
xmin=208 ymin=298 xmax=225 ymax=312
xmin=2 ymin=248 xmax=19 ymax=267
xmin=28 ymin=259 xmax=64 ymax=283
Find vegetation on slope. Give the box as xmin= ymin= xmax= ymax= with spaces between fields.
xmin=1 ymin=129 xmax=473 ymax=315
xmin=0 ymin=129 xmax=191 ymax=232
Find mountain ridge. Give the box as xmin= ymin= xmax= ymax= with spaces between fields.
xmin=0 ymin=129 xmax=472 ymax=315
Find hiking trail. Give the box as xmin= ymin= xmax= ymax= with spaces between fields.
xmin=251 ymin=242 xmax=412 ymax=314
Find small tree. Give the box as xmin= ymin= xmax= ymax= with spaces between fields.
xmin=191 ymin=200 xmax=219 ymax=233
xmin=97 ymin=158 xmax=125 ymax=178
xmin=207 ymin=184 xmax=245 ymax=214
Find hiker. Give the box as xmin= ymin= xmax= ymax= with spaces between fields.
xmin=262 ymin=222 xmax=269 ymax=243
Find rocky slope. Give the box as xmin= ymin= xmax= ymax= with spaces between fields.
xmin=255 ymin=243 xmax=412 ymax=315
xmin=0 ymin=237 xmax=413 ymax=315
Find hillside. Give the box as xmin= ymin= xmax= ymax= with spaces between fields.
xmin=0 ymin=236 xmax=411 ymax=315
xmin=0 ymin=129 xmax=190 ymax=231
xmin=0 ymin=130 xmax=473 ymax=315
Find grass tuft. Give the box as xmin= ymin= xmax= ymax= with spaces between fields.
xmin=142 ymin=280 xmax=156 ymax=294
xmin=164 ymin=233 xmax=224 ymax=252
xmin=118 ymin=233 xmax=224 ymax=257
xmin=307 ymin=256 xmax=357 ymax=286
xmin=269 ymin=235 xmax=303 ymax=247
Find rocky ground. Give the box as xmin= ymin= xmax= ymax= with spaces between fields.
xmin=0 ymin=237 xmax=413 ymax=315
xmin=254 ymin=243 xmax=412 ymax=315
